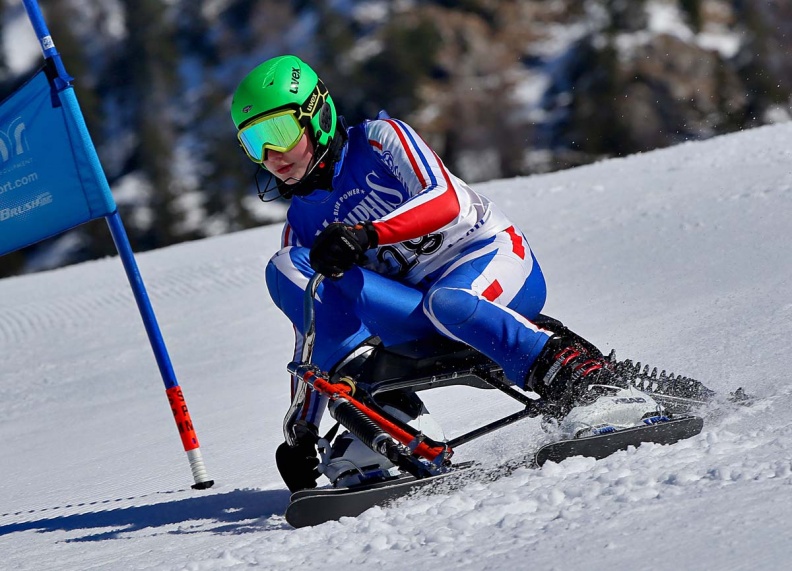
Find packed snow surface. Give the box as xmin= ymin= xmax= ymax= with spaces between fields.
xmin=1 ymin=124 xmax=791 ymax=570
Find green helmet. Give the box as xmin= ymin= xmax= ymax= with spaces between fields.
xmin=231 ymin=55 xmax=337 ymax=149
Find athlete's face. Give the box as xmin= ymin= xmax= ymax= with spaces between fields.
xmin=262 ymin=133 xmax=315 ymax=183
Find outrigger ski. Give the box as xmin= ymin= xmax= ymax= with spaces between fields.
xmin=285 ymin=415 xmax=704 ymax=528
xmin=534 ymin=414 xmax=703 ymax=466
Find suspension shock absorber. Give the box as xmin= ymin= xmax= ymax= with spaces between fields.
xmin=289 ymin=361 xmax=451 ymax=475
xmin=329 ymin=399 xmax=433 ymax=479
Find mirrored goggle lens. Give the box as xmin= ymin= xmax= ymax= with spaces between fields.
xmin=238 ymin=112 xmax=304 ymax=162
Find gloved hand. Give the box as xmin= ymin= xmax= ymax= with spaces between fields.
xmin=309 ymin=222 xmax=378 ymax=278
xmin=275 ymin=421 xmax=321 ymax=493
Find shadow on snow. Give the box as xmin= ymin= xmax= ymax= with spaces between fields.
xmin=0 ymin=487 xmax=292 ymax=541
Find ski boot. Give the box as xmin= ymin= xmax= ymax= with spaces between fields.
xmin=525 ymin=332 xmax=622 ymax=418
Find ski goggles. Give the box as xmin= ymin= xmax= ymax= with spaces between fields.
xmin=237 ymin=109 xmax=305 ymax=163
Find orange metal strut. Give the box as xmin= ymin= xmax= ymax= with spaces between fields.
xmin=297 ymin=367 xmax=450 ymax=463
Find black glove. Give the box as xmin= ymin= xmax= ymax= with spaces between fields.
xmin=309 ymin=222 xmax=378 ymax=278
xmin=275 ymin=421 xmax=321 ymax=493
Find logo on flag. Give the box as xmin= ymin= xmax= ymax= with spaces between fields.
xmin=0 ymin=69 xmax=116 ymax=256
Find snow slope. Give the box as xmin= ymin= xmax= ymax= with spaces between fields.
xmin=1 ymin=123 xmax=791 ymax=570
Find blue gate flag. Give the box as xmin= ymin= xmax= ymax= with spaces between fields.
xmin=0 ymin=66 xmax=116 ymax=256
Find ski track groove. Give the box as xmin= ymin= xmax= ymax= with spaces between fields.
xmin=0 ymin=289 xmax=134 ymax=345
xmin=0 ymin=259 xmax=265 ymax=345
xmin=143 ymin=261 xmax=264 ymax=301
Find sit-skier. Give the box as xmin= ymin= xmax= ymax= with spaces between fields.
xmin=232 ymin=55 xmax=647 ymax=492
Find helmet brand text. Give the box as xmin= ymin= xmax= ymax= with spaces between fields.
xmin=289 ymin=67 xmax=301 ymax=93
xmin=305 ymin=93 xmax=318 ymax=114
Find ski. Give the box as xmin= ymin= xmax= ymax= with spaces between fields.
xmin=535 ymin=415 xmax=704 ymax=466
xmin=285 ymin=415 xmax=703 ymax=527
xmin=284 ymin=462 xmax=477 ymax=528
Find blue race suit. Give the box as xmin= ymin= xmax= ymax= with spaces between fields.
xmin=266 ymin=117 xmax=552 ymax=426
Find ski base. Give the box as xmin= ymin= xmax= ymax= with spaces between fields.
xmin=285 ymin=416 xmax=703 ymax=528
xmin=535 ymin=415 xmax=704 ymax=466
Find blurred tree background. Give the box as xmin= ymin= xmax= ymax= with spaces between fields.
xmin=0 ymin=0 xmax=790 ymax=277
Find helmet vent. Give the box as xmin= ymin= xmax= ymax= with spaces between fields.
xmin=319 ymin=102 xmax=332 ymax=132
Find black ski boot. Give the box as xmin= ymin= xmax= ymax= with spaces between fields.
xmin=526 ymin=333 xmax=620 ymax=417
